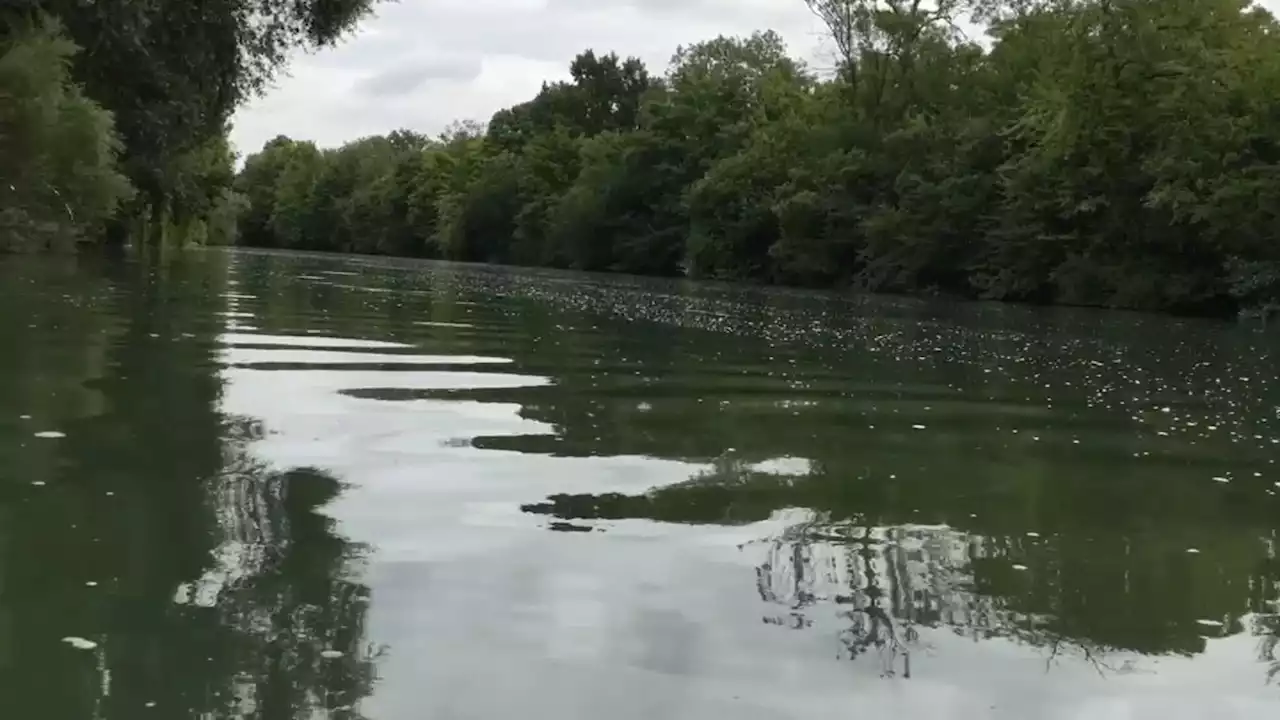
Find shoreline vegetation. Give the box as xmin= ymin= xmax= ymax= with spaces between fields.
xmin=0 ymin=1 xmax=380 ymax=250
xmin=5 ymin=1 xmax=1280 ymax=318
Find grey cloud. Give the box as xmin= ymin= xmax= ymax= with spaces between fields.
xmin=233 ymin=0 xmax=824 ymax=153
xmin=301 ymin=1 xmax=812 ymax=73
xmin=355 ymin=58 xmax=483 ymax=96
xmin=235 ymin=0 xmax=1280 ymax=155
xmin=299 ymin=8 xmax=571 ymax=69
xmin=544 ymin=0 xmax=706 ymax=13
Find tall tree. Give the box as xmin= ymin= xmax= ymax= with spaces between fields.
xmin=3 ymin=0 xmax=382 ymax=246
xmin=0 ymin=17 xmax=132 ymax=251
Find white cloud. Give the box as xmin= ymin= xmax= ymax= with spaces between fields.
xmin=229 ymin=0 xmax=1280 ymax=157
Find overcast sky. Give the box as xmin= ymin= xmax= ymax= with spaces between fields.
xmin=228 ymin=0 xmax=1280 ymax=158
xmin=229 ymin=0 xmax=829 ymax=156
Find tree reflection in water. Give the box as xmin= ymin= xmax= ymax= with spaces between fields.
xmin=0 ymin=255 xmax=384 ymax=718
xmin=1256 ymin=614 xmax=1280 ymax=685
xmin=524 ymin=456 xmax=1280 ymax=685
xmin=750 ymin=517 xmax=976 ymax=679
xmin=190 ymin=415 xmax=384 ymax=719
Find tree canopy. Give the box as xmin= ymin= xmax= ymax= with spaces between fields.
xmin=0 ymin=19 xmax=132 ymax=251
xmin=233 ymin=0 xmax=1280 ymax=316
xmin=8 ymin=0 xmax=1280 ymax=316
xmin=1 ymin=0 xmax=381 ymax=250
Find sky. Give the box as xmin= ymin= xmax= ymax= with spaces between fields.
xmin=228 ymin=0 xmax=830 ymax=157
xmin=228 ymin=0 xmax=1280 ymax=158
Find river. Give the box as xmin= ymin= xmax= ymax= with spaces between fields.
xmin=1 ymin=247 xmax=1279 ymax=718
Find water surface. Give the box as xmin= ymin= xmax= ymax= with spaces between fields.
xmin=1 ymin=248 xmax=1279 ymax=719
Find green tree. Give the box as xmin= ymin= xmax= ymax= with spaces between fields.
xmin=0 ymin=18 xmax=132 ymax=252
xmin=228 ymin=1 xmax=1280 ymax=317
xmin=235 ymin=135 xmax=301 ymax=248
xmin=4 ymin=0 xmax=382 ymax=247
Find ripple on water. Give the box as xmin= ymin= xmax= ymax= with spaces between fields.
xmin=219 ymin=348 xmax=513 ymax=368
xmin=219 ymin=332 xmax=412 ymax=349
xmin=141 ymin=250 xmax=1280 ymax=716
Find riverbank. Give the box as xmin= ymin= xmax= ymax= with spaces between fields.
xmin=233 ymin=2 xmax=1280 ymax=319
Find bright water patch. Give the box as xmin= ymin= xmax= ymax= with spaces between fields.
xmin=219 ymin=332 xmax=412 ymax=349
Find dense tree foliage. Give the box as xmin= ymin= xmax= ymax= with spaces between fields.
xmin=236 ymin=0 xmax=1280 ymax=315
xmin=1 ymin=0 xmax=380 ymax=250
xmin=0 ymin=19 xmax=132 ymax=251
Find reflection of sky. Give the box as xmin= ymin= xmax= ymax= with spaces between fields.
xmin=748 ymin=456 xmax=814 ymax=476
xmin=209 ymin=256 xmax=1280 ymax=720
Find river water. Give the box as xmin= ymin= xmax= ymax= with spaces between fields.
xmin=1 ymin=248 xmax=1279 ymax=718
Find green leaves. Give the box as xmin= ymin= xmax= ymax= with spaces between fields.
xmin=0 ymin=18 xmax=132 ymax=251
xmin=231 ymin=0 xmax=1280 ymax=315
xmin=975 ymin=0 xmax=1280 ymax=309
xmin=4 ymin=0 xmax=384 ymax=248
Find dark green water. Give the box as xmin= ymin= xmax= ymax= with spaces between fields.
xmin=2 ymin=248 xmax=1279 ymax=719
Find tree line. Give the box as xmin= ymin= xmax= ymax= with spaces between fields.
xmin=0 ymin=0 xmax=381 ymax=252
xmin=5 ymin=0 xmax=1279 ymax=316
xmin=235 ymin=0 xmax=1280 ymax=316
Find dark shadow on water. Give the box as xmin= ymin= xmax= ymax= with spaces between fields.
xmin=202 ymin=450 xmax=383 ymax=719
xmin=523 ymin=457 xmax=1280 ymax=682
xmin=0 ymin=252 xmax=381 ymax=719
xmin=547 ymin=521 xmax=597 ymax=533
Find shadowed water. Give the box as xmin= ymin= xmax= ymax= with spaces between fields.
xmin=1 ymin=248 xmax=1279 ymax=719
